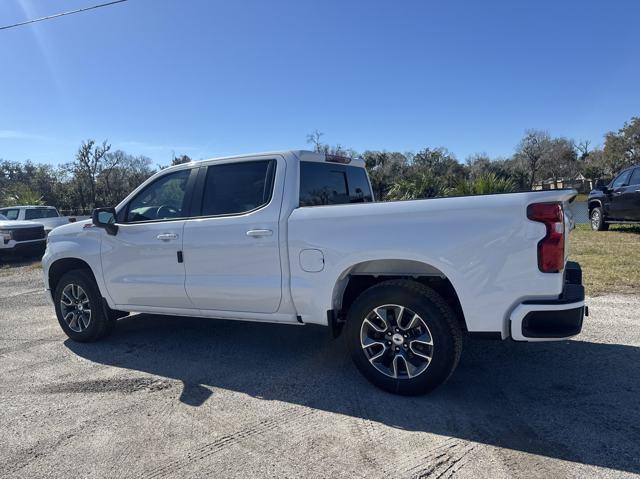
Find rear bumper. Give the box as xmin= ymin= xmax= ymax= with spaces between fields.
xmin=510 ymin=261 xmax=586 ymax=342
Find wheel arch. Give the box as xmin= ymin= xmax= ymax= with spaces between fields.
xmin=331 ymin=259 xmax=467 ymax=333
xmin=48 ymin=257 xmax=98 ymax=299
xmin=588 ymin=199 xmax=602 ymax=213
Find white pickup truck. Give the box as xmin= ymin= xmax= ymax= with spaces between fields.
xmin=0 ymin=213 xmax=47 ymax=257
xmin=42 ymin=150 xmax=586 ymax=394
xmin=0 ymin=205 xmax=77 ymax=235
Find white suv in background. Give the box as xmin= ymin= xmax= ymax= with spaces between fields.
xmin=0 ymin=213 xmax=46 ymax=257
xmin=0 ymin=206 xmax=75 ymax=235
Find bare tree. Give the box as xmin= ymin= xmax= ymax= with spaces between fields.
xmin=576 ymin=139 xmax=591 ymax=160
xmin=515 ymin=130 xmax=550 ymax=189
xmin=540 ymin=138 xmax=577 ymax=186
xmin=74 ymin=140 xmax=113 ymax=208
xmin=306 ymin=130 xmax=324 ymax=152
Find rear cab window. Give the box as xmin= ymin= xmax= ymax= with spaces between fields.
xmin=299 ymin=162 xmax=373 ymax=207
xmin=24 ymin=208 xmax=59 ymax=220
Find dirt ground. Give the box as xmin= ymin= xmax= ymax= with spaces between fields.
xmin=1 ymin=260 xmax=639 ymax=478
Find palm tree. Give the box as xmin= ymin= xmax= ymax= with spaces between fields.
xmin=447 ymin=173 xmax=516 ymax=196
xmin=387 ymin=173 xmax=444 ymax=200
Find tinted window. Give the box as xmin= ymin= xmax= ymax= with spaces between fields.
xmin=347 ymin=166 xmax=374 ymax=203
xmin=611 ymin=170 xmax=631 ymax=188
xmin=25 ymin=208 xmax=58 ymax=220
xmin=0 ymin=209 xmax=19 ymax=220
xmin=628 ymin=168 xmax=640 ymax=186
xmin=126 ymin=169 xmax=190 ymax=222
xmin=201 ymin=160 xmax=275 ymax=216
xmin=299 ymin=162 xmax=372 ymax=206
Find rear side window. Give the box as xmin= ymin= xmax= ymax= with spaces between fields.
xmin=299 ymin=162 xmax=373 ymax=206
xmin=628 ymin=168 xmax=640 ymax=186
xmin=201 ymin=160 xmax=276 ymax=216
xmin=0 ymin=209 xmax=19 ymax=220
xmin=25 ymin=209 xmax=58 ymax=220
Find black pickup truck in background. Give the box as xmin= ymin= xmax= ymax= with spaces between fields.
xmin=588 ymin=165 xmax=640 ymax=230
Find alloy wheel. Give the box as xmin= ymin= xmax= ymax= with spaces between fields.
xmin=591 ymin=210 xmax=600 ymax=230
xmin=360 ymin=304 xmax=433 ymax=379
xmin=60 ymin=283 xmax=92 ymax=332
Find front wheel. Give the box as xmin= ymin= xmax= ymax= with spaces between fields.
xmin=345 ymin=280 xmax=462 ymax=395
xmin=53 ymin=269 xmax=114 ymax=342
xmin=590 ymin=207 xmax=609 ymax=231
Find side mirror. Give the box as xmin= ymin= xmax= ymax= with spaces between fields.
xmin=92 ymin=207 xmax=119 ymax=236
xmin=597 ymin=185 xmax=610 ymax=193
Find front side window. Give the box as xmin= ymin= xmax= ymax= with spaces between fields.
xmin=126 ymin=169 xmax=190 ymax=222
xmin=299 ymin=162 xmax=373 ymax=206
xmin=0 ymin=209 xmax=19 ymax=220
xmin=200 ymin=160 xmax=275 ymax=216
xmin=628 ymin=168 xmax=640 ymax=186
xmin=25 ymin=208 xmax=58 ymax=220
xmin=611 ymin=170 xmax=631 ymax=189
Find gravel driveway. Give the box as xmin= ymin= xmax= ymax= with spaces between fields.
xmin=1 ymin=260 xmax=639 ymax=478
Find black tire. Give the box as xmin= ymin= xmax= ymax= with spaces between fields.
xmin=345 ymin=279 xmax=462 ymax=395
xmin=53 ymin=269 xmax=114 ymax=342
xmin=590 ymin=207 xmax=609 ymax=231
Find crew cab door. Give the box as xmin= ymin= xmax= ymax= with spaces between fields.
xmin=101 ymin=168 xmax=197 ymax=309
xmin=606 ymin=169 xmax=632 ymax=220
xmin=624 ymin=167 xmax=640 ymax=221
xmin=182 ymin=157 xmax=283 ymax=313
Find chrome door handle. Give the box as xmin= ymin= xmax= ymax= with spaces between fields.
xmin=156 ymin=233 xmax=178 ymax=241
xmin=246 ymin=229 xmax=273 ymax=237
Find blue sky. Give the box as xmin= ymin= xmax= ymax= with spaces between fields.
xmin=1 ymin=0 xmax=638 ymax=166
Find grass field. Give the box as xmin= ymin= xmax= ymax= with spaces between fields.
xmin=570 ymin=224 xmax=640 ymax=296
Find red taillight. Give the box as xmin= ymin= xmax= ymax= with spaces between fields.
xmin=527 ymin=202 xmax=565 ymax=273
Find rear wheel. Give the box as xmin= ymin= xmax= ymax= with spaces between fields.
xmin=345 ymin=279 xmax=462 ymax=395
xmin=53 ymin=269 xmax=114 ymax=342
xmin=590 ymin=207 xmax=609 ymax=231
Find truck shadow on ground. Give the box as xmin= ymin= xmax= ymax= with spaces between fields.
xmin=65 ymin=313 xmax=640 ymax=475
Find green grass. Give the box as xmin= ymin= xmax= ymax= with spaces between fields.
xmin=570 ymin=224 xmax=640 ymax=296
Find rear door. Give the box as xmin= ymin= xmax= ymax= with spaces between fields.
xmin=182 ymin=157 xmax=284 ymax=313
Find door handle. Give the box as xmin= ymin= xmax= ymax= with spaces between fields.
xmin=246 ymin=229 xmax=273 ymax=237
xmin=157 ymin=233 xmax=178 ymax=241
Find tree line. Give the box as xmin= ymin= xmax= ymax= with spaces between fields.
xmin=310 ymin=115 xmax=639 ymax=201
xmin=0 ymin=144 xmax=190 ymax=213
xmin=1 ymin=115 xmax=638 ymax=210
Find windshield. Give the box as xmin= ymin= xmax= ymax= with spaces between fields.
xmin=0 ymin=214 xmax=7 ymax=221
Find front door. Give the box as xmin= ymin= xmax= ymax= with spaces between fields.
xmin=607 ymin=169 xmax=632 ymax=220
xmin=182 ymin=158 xmax=283 ymax=314
xmin=101 ymin=168 xmax=195 ymax=309
xmin=623 ymin=168 xmax=640 ymax=221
